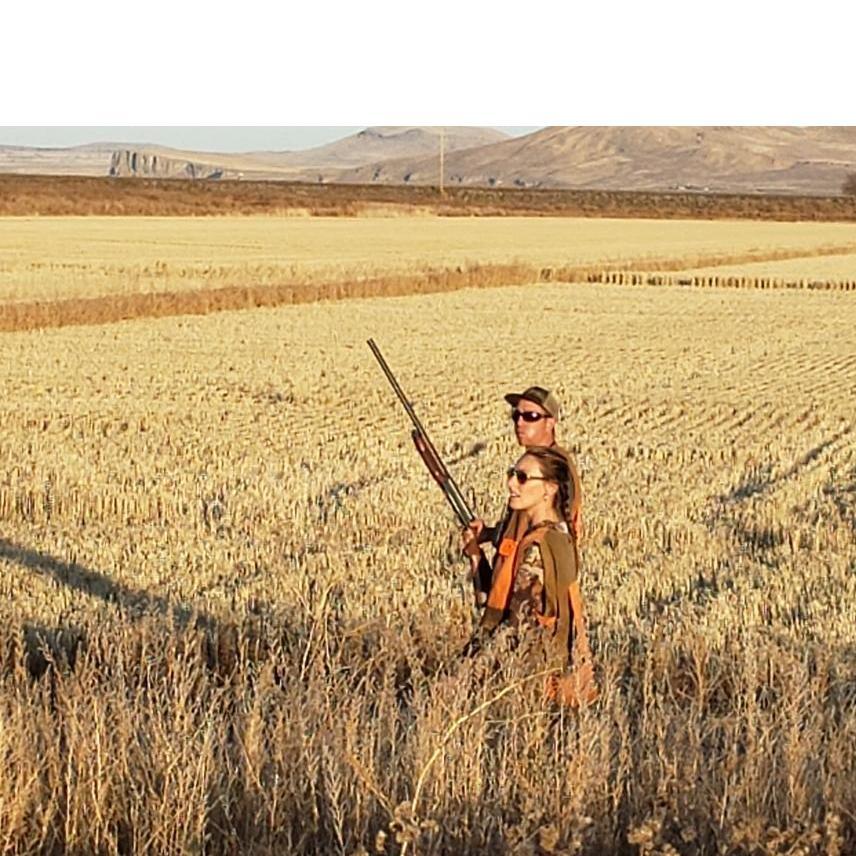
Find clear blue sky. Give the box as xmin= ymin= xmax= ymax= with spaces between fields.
xmin=0 ymin=127 xmax=541 ymax=153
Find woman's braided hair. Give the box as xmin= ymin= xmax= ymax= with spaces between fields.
xmin=521 ymin=446 xmax=575 ymax=529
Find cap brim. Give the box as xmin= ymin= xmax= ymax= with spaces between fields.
xmin=504 ymin=393 xmax=523 ymax=407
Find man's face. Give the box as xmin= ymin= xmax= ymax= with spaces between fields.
xmin=511 ymin=399 xmax=556 ymax=448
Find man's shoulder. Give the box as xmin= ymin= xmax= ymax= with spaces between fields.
xmin=552 ymin=443 xmax=571 ymax=459
xmin=551 ymin=443 xmax=579 ymax=472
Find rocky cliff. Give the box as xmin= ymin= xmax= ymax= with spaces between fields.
xmin=109 ymin=150 xmax=232 ymax=180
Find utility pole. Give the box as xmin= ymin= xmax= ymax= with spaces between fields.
xmin=439 ymin=127 xmax=445 ymax=197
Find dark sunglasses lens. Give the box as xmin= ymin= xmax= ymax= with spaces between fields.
xmin=511 ymin=409 xmax=546 ymax=423
xmin=507 ymin=466 xmax=529 ymax=484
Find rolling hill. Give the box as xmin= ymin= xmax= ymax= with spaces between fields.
xmin=1 ymin=127 xmax=855 ymax=194
xmin=337 ymin=126 xmax=856 ymax=195
xmin=0 ymin=127 xmax=508 ymax=181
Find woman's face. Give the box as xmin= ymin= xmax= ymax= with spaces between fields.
xmin=507 ymin=454 xmax=553 ymax=512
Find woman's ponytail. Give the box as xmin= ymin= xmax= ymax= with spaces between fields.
xmin=522 ymin=446 xmax=574 ymax=530
xmin=558 ymin=477 xmax=575 ymax=532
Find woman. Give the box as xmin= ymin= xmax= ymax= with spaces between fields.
xmin=462 ymin=446 xmax=598 ymax=707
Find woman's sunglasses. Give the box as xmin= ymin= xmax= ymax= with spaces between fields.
xmin=511 ymin=409 xmax=549 ymax=424
xmin=507 ymin=466 xmax=548 ymax=485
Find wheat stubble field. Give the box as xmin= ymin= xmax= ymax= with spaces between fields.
xmin=1 ymin=214 xmax=855 ymax=854
xmin=4 ymin=216 xmax=856 ymax=302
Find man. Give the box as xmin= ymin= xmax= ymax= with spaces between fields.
xmin=465 ymin=385 xmax=582 ymax=606
xmin=503 ymin=385 xmax=581 ymax=539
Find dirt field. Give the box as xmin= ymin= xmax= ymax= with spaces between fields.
xmin=2 ymin=273 xmax=855 ymax=852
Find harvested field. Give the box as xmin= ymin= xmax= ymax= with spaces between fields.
xmin=2 ymin=216 xmax=856 ymax=335
xmin=1 ymin=279 xmax=855 ymax=853
xmin=3 ymin=215 xmax=856 ymax=303
xmin=673 ymin=252 xmax=856 ymax=283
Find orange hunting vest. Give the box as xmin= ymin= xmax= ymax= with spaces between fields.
xmin=480 ymin=521 xmax=597 ymax=706
xmin=481 ymin=520 xmax=583 ymax=635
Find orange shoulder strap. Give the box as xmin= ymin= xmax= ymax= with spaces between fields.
xmin=484 ymin=518 xmax=546 ymax=616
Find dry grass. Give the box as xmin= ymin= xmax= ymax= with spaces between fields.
xmin=5 ymin=174 xmax=856 ymax=221
xmin=1 ymin=280 xmax=855 ymax=853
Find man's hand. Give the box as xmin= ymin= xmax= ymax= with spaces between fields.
xmin=460 ymin=525 xmax=483 ymax=560
xmin=472 ymin=518 xmax=499 ymax=545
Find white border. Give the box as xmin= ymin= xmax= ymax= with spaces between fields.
xmin=2 ymin=1 xmax=850 ymax=125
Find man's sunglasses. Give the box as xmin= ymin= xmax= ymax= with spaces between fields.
xmin=511 ymin=409 xmax=549 ymax=424
xmin=507 ymin=466 xmax=548 ymax=485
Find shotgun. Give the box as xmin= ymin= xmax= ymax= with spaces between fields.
xmin=367 ymin=338 xmax=476 ymax=527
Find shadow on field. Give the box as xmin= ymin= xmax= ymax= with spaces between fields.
xmin=17 ymin=621 xmax=87 ymax=676
xmin=720 ymin=436 xmax=839 ymax=506
xmin=824 ymin=465 xmax=856 ymax=536
xmin=0 ymin=536 xmax=216 ymax=632
xmin=0 ymin=536 xmax=274 ymax=678
xmin=710 ymin=441 xmax=856 ymax=566
xmin=640 ymin=559 xmax=731 ymax=619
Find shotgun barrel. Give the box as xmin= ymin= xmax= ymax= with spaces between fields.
xmin=367 ymin=338 xmax=476 ymax=527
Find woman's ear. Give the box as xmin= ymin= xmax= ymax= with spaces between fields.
xmin=545 ymin=482 xmax=559 ymax=503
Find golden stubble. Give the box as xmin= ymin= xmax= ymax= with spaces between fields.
xmin=0 ymin=251 xmax=855 ymax=852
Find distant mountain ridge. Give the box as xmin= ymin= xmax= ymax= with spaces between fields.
xmin=337 ymin=127 xmax=856 ymax=195
xmin=1 ymin=126 xmax=855 ymax=195
xmin=0 ymin=127 xmax=508 ymax=182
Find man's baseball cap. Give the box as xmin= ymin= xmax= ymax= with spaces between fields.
xmin=504 ymin=386 xmax=561 ymax=419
